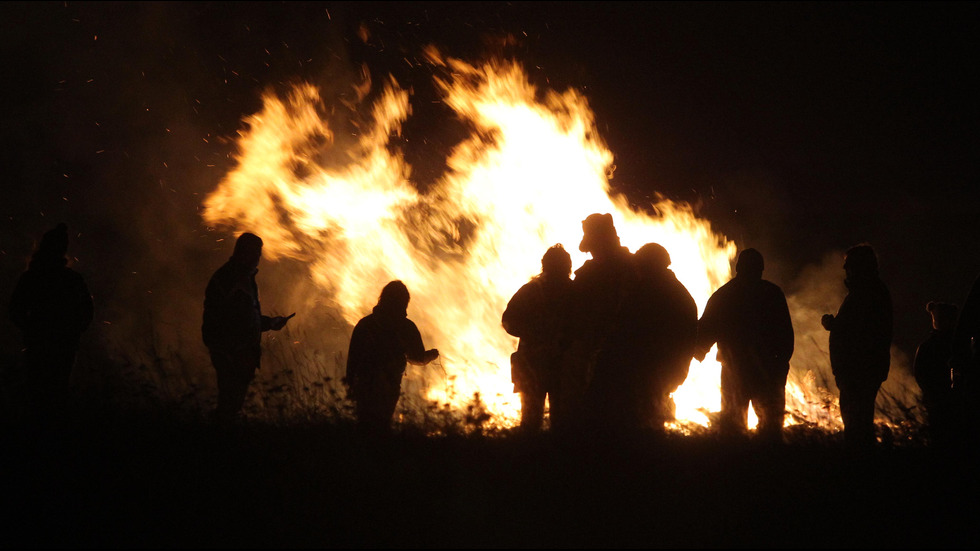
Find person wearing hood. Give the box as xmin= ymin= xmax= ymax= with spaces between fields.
xmin=203 ymin=232 xmax=293 ymax=423
xmin=346 ymin=280 xmax=439 ymax=433
xmin=9 ymin=223 xmax=94 ymax=419
xmin=502 ymin=244 xmax=574 ymax=432
xmin=697 ymin=248 xmax=795 ymax=443
xmin=822 ymin=244 xmax=892 ymax=451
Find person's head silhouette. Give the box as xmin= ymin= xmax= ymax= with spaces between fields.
xmin=735 ymin=248 xmax=764 ymax=280
xmin=233 ymin=232 xmax=264 ymax=270
xmin=635 ymin=242 xmax=671 ymax=276
xmin=843 ymin=244 xmax=878 ymax=286
xmin=37 ymin=223 xmax=69 ymax=258
xmin=541 ymin=244 xmax=572 ymax=279
xmin=376 ymin=280 xmax=410 ymax=317
xmin=579 ymin=213 xmax=620 ymax=256
xmin=927 ymin=301 xmax=958 ymax=332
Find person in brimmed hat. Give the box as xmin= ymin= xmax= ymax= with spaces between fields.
xmin=697 ymin=248 xmax=795 ymax=444
xmin=203 ymin=232 xmax=293 ymax=423
xmin=9 ymin=223 xmax=94 ymax=422
xmin=564 ymin=213 xmax=637 ymax=430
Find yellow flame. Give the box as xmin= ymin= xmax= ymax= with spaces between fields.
xmin=203 ymin=55 xmax=836 ymax=431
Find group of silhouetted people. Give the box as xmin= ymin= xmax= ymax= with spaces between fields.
xmin=502 ymin=214 xmax=793 ymax=442
xmin=500 ymin=213 xmax=965 ymax=453
xmin=913 ymin=275 xmax=980 ymax=448
xmin=7 ymin=219 xmax=980 ymax=450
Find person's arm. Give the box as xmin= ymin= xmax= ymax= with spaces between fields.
xmin=822 ymin=292 xmax=841 ymax=332
xmin=346 ymin=322 xmax=366 ymax=387
xmin=694 ymin=295 xmax=719 ymax=362
xmin=501 ymin=283 xmax=536 ymax=338
xmin=912 ymin=342 xmax=928 ymax=389
xmin=671 ymin=281 xmax=699 ymax=364
xmin=775 ymin=288 xmax=795 ymax=363
xmin=262 ymin=313 xmax=294 ymax=331
xmin=403 ymin=320 xmax=439 ymax=365
xmin=821 ymin=314 xmax=835 ymax=331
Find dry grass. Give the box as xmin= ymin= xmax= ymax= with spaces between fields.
xmin=3 ymin=325 xmax=970 ymax=547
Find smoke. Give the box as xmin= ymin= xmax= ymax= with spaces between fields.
xmin=785 ymin=251 xmax=923 ymax=429
xmin=0 ymin=3 xmax=369 ymax=418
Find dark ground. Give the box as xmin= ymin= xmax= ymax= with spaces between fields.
xmin=2 ymin=406 xmax=978 ymax=548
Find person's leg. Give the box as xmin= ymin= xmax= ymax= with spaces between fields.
xmin=212 ymin=349 xmax=257 ymax=422
xmin=520 ymin=387 xmax=546 ymax=432
xmin=720 ymin=364 xmax=749 ymax=435
xmin=839 ymin=381 xmax=879 ymax=450
xmin=24 ymin=346 xmax=75 ymax=425
xmin=378 ymin=380 xmax=402 ymax=430
xmin=753 ymin=376 xmax=786 ymax=444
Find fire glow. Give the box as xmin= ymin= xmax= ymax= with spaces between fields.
xmin=203 ymin=51 xmax=839 ymax=431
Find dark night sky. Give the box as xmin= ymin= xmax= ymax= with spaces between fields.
xmin=1 ymin=1 xmax=978 ymax=363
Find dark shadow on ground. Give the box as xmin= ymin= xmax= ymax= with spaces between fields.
xmin=2 ymin=408 xmax=977 ymax=548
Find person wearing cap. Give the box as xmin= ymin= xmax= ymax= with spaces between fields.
xmin=502 ymin=244 xmax=574 ymax=432
xmin=566 ymin=213 xmax=636 ymax=429
xmin=9 ymin=223 xmax=94 ymax=420
xmin=913 ymin=301 xmax=958 ymax=446
xmin=821 ymin=244 xmax=892 ymax=451
xmin=622 ymin=243 xmax=698 ymax=430
xmin=203 ymin=232 xmax=293 ymax=423
xmin=697 ymin=248 xmax=795 ymax=443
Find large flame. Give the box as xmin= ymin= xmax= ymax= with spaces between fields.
xmin=202 ymin=53 xmax=838 ymax=430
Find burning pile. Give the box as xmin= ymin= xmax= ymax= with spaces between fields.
xmin=202 ymin=50 xmax=846 ymax=431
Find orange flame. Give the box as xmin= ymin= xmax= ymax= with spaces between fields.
xmin=203 ymin=54 xmax=840 ymax=431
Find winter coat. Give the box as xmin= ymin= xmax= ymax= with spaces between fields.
xmin=9 ymin=255 xmax=93 ymax=351
xmin=346 ymin=307 xmax=429 ymax=396
xmin=828 ymin=278 xmax=892 ymax=386
xmin=502 ymin=275 xmax=573 ymax=392
xmin=698 ymin=275 xmax=795 ymax=387
xmin=202 ymin=258 xmax=273 ymax=353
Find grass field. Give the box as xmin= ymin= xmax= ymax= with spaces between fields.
xmin=2 ymin=402 xmax=977 ymax=548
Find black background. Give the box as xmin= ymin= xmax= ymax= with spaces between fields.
xmin=2 ymin=1 xmax=978 ymax=370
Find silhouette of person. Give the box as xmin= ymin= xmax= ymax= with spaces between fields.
xmin=502 ymin=244 xmax=574 ymax=432
xmin=913 ymin=301 xmax=957 ymax=446
xmin=821 ymin=244 xmax=892 ymax=451
xmin=624 ymin=243 xmax=698 ymax=430
xmin=346 ymin=280 xmax=439 ymax=433
xmin=568 ymin=213 xmax=637 ymax=431
xmin=697 ymin=248 xmax=794 ymax=443
xmin=202 ymin=232 xmax=292 ymax=423
xmin=950 ymin=274 xmax=980 ymax=444
xmin=9 ymin=223 xmax=94 ymax=421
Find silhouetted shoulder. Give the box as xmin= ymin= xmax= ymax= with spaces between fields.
xmin=502 ymin=280 xmax=543 ymax=338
